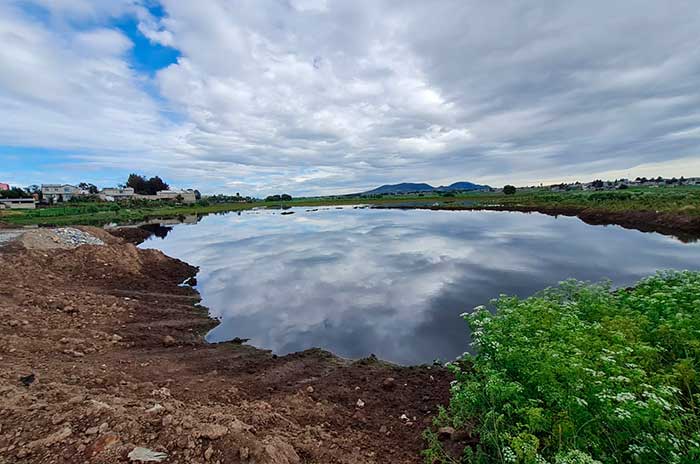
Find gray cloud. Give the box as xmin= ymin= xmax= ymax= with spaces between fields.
xmin=2 ymin=0 xmax=700 ymax=194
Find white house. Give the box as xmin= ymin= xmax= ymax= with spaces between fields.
xmin=41 ymin=184 xmax=84 ymax=202
xmin=155 ymin=189 xmax=197 ymax=203
xmin=99 ymin=187 xmax=135 ymax=201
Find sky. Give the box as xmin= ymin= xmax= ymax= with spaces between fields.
xmin=1 ymin=1 xmax=700 ymax=196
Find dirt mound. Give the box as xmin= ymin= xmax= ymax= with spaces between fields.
xmin=106 ymin=227 xmax=154 ymax=245
xmin=0 ymin=230 xmax=451 ymax=463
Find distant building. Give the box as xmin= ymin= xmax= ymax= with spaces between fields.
xmin=99 ymin=187 xmax=135 ymax=201
xmin=0 ymin=183 xmax=9 ymax=191
xmin=0 ymin=198 xmax=36 ymax=209
xmin=132 ymin=189 xmax=197 ymax=204
xmin=41 ymin=184 xmax=84 ymax=202
xmin=156 ymin=189 xmax=197 ymax=203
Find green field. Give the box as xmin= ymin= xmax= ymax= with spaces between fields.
xmin=1 ymin=186 xmax=699 ymax=227
xmin=425 ymin=271 xmax=700 ymax=463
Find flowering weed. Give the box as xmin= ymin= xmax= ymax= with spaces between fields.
xmin=425 ymin=271 xmax=700 ymax=463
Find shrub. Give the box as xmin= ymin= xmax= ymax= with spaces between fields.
xmin=426 ymin=271 xmax=700 ymax=463
xmin=503 ymin=185 xmax=517 ymax=195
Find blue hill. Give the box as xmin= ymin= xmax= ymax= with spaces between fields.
xmin=361 ymin=181 xmax=488 ymax=195
xmin=362 ymin=183 xmax=435 ymax=195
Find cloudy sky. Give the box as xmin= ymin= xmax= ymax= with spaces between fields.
xmin=1 ymin=0 xmax=700 ymax=195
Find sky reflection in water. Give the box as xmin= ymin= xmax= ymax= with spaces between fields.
xmin=140 ymin=208 xmax=700 ymax=365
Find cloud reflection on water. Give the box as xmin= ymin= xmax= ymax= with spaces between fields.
xmin=141 ymin=208 xmax=700 ymax=364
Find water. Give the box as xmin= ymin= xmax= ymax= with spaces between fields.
xmin=139 ymin=207 xmax=700 ymax=365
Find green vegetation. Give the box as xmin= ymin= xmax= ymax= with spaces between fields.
xmin=1 ymin=185 xmax=699 ymax=227
xmin=0 ymin=200 xmax=256 ymax=226
xmin=265 ymin=193 xmax=293 ymax=202
xmin=454 ymin=186 xmax=700 ymax=215
xmin=0 ymin=187 xmax=32 ymax=199
xmin=425 ymin=271 xmax=700 ymax=463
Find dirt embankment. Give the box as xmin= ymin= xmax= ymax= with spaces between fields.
xmin=375 ymin=204 xmax=700 ymax=241
xmin=0 ymin=228 xmax=453 ymax=464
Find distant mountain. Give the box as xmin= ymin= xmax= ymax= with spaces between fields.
xmin=361 ymin=181 xmax=489 ymax=195
xmin=437 ymin=181 xmax=486 ymax=191
xmin=362 ymin=183 xmax=436 ymax=195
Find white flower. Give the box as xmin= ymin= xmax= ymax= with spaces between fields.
xmin=615 ymin=392 xmax=635 ymax=402
xmin=614 ymin=407 xmax=632 ymax=420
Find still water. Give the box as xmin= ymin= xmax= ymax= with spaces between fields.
xmin=139 ymin=207 xmax=700 ymax=365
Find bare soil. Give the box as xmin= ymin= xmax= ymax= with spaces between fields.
xmin=0 ymin=228 xmax=453 ymax=463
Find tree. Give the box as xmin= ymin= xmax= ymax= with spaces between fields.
xmin=78 ymin=182 xmax=98 ymax=194
xmin=194 ymin=190 xmax=202 ymax=200
xmin=26 ymin=185 xmax=42 ymax=200
xmin=280 ymin=194 xmax=292 ymax=201
xmin=0 ymin=187 xmax=30 ymax=199
xmin=146 ymin=176 xmax=169 ymax=195
xmin=503 ymin=185 xmax=516 ymax=195
xmin=126 ymin=174 xmax=170 ymax=195
xmin=127 ymin=174 xmax=148 ymax=194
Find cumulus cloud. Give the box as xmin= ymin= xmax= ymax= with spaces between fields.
xmin=1 ymin=0 xmax=700 ymax=193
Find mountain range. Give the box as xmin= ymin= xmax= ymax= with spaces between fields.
xmin=361 ymin=181 xmax=490 ymax=195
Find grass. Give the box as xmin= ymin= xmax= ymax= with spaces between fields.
xmin=1 ymin=186 xmax=699 ymax=227
xmin=449 ymin=186 xmax=700 ymax=215
xmin=425 ymin=271 xmax=700 ymax=463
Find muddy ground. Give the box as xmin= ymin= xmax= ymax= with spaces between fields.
xmin=0 ymin=228 xmax=455 ymax=464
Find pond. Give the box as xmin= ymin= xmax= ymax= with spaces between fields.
xmin=139 ymin=207 xmax=700 ymax=365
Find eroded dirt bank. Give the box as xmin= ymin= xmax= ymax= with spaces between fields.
xmin=0 ymin=228 xmax=452 ymax=463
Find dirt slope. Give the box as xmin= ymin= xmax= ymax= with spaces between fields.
xmin=0 ymin=227 xmax=452 ymax=464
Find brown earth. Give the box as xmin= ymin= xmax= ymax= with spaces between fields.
xmin=0 ymin=228 xmax=455 ymax=464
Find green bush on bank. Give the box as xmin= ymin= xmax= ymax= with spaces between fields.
xmin=426 ymin=271 xmax=700 ymax=463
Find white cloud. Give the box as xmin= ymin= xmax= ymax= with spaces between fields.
xmin=1 ymin=0 xmax=700 ymax=194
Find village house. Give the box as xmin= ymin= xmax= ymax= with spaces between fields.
xmin=0 ymin=183 xmax=9 ymax=191
xmin=133 ymin=189 xmax=197 ymax=204
xmin=155 ymin=189 xmax=197 ymax=203
xmin=41 ymin=184 xmax=85 ymax=202
xmin=99 ymin=187 xmax=135 ymax=201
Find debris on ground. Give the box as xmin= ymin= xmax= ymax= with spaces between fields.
xmin=19 ymin=373 xmax=35 ymax=387
xmin=127 ymin=447 xmax=168 ymax=462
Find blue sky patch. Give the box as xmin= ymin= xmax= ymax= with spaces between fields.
xmin=112 ymin=16 xmax=180 ymax=76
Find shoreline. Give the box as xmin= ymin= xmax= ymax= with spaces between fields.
xmin=4 ymin=200 xmax=699 ymax=242
xmin=0 ymin=227 xmax=453 ymax=463
xmin=371 ymin=204 xmax=700 ymax=241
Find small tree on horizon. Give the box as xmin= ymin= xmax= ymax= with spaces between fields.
xmin=503 ymin=185 xmax=516 ymax=195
